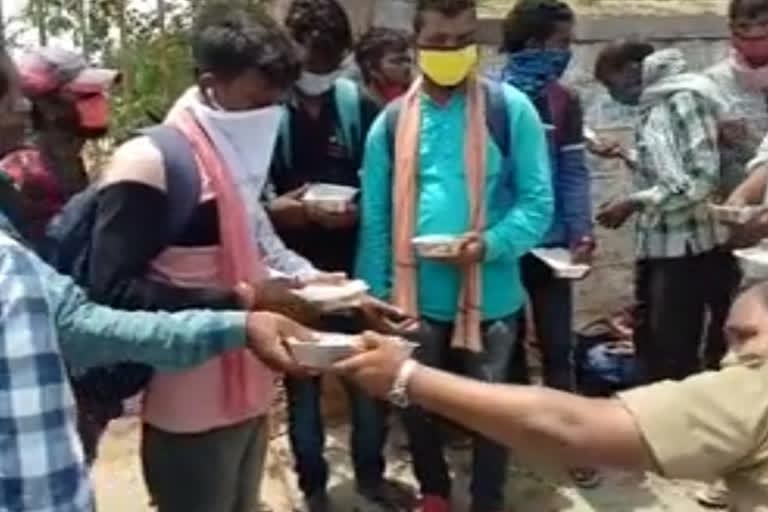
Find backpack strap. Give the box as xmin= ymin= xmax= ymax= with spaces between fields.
xmin=139 ymin=125 xmax=202 ymax=241
xmin=482 ymin=79 xmax=511 ymax=158
xmin=277 ymin=105 xmax=293 ymax=171
xmin=334 ymin=77 xmax=362 ymax=161
xmin=277 ymin=79 xmax=362 ymax=172
xmin=546 ymin=83 xmax=571 ymax=147
xmin=384 ymin=97 xmax=405 ymax=160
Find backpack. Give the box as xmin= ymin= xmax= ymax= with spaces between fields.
xmin=44 ymin=124 xmax=202 ymax=404
xmin=278 ymin=78 xmax=363 ymax=169
xmin=384 ymin=79 xmax=512 ymax=159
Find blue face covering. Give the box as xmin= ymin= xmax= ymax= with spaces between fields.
xmin=501 ymin=48 xmax=572 ymax=98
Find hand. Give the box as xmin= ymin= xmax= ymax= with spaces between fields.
xmin=571 ymin=237 xmax=596 ymax=265
xmin=268 ymin=185 xmax=309 ymax=229
xmin=254 ymin=277 xmax=321 ymax=325
xmin=360 ymin=295 xmax=418 ymax=335
xmin=334 ymin=332 xmax=414 ymax=398
xmin=429 ymin=232 xmax=486 ymax=266
xmin=306 ymin=203 xmax=358 ymax=230
xmin=725 ymin=192 xmax=749 ymax=208
xmin=727 ymin=210 xmax=768 ymax=249
xmin=586 ymin=137 xmax=623 ymax=159
xmin=245 ymin=311 xmax=316 ymax=375
xmin=596 ymin=199 xmax=639 ymax=230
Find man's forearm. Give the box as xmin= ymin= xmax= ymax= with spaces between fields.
xmin=406 ymin=363 xmax=652 ymax=470
xmin=58 ymin=287 xmax=247 ymax=372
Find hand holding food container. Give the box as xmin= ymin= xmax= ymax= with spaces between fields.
xmin=300 ymin=183 xmax=359 ymax=230
xmin=411 ymin=232 xmax=485 ymax=265
xmin=709 ymin=203 xmax=768 ymax=249
xmin=288 ymin=332 xmax=418 ymax=370
xmin=531 ymin=247 xmax=591 ymax=280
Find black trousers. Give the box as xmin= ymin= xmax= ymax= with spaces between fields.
xmin=634 ymin=249 xmax=741 ymax=384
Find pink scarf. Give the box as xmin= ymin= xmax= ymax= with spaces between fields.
xmin=172 ymin=109 xmax=266 ymax=413
xmin=392 ymin=76 xmax=487 ymax=353
xmin=729 ymin=48 xmax=768 ymax=90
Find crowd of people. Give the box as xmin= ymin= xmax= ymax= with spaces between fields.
xmin=3 ymin=0 xmax=768 ymax=511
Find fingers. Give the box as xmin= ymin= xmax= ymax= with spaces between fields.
xmin=286 ymin=183 xmax=310 ymax=199
xmin=279 ymin=316 xmax=316 ymax=342
xmin=333 ymin=350 xmax=378 ymax=373
xmin=234 ymin=282 xmax=256 ymax=310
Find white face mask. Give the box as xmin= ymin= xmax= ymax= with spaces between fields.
xmin=191 ymin=92 xmax=284 ymax=207
xmin=295 ymin=70 xmax=342 ymax=96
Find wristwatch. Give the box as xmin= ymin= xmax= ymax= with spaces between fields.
xmin=388 ymin=359 xmax=418 ymax=408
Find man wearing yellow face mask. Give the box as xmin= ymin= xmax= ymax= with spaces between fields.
xmin=356 ymin=1 xmax=553 ymax=510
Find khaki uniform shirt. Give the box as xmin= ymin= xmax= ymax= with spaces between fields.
xmin=619 ymin=359 xmax=768 ymax=511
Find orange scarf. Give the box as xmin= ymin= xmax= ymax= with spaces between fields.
xmin=173 ymin=109 xmax=267 ymax=412
xmin=392 ymin=76 xmax=487 ymax=352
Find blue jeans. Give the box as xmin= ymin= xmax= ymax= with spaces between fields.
xmin=521 ymin=254 xmax=574 ymax=391
xmin=402 ymin=315 xmax=522 ymax=512
xmin=286 ymin=376 xmax=389 ymax=496
xmin=285 ymin=311 xmax=389 ymax=496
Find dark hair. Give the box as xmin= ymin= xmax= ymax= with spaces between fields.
xmin=285 ymin=0 xmax=353 ymax=58
xmin=414 ymin=0 xmax=476 ymax=32
xmin=355 ymin=28 xmax=411 ymax=81
xmin=730 ymin=0 xmax=768 ymax=19
xmin=594 ymin=39 xmax=655 ymax=83
xmin=502 ymin=0 xmax=574 ymax=53
xmin=192 ymin=2 xmax=300 ymax=88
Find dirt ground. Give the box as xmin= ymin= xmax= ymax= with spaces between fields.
xmin=92 ymin=417 xmax=716 ymax=512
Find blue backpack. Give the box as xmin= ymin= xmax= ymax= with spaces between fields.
xmin=278 ymin=78 xmax=363 ymax=169
xmin=44 ymin=124 xmax=202 ymax=404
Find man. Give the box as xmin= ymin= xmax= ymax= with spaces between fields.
xmin=499 ymin=0 xmax=592 ymax=396
xmin=706 ymin=0 xmax=768 ymax=197
xmin=0 ymin=44 xmax=312 ymax=512
xmin=355 ymin=27 xmax=413 ymax=106
xmin=0 ymin=46 xmax=127 ymax=467
xmin=266 ymin=2 xmax=411 ymax=510
xmin=499 ymin=0 xmax=597 ymax=489
xmin=337 ymin=280 xmax=768 ymax=512
xmin=356 ymin=0 xmax=553 ymax=510
xmin=698 ymin=0 xmax=767 ymax=374
xmin=84 ymin=5 xmax=323 ymax=511
xmin=594 ymin=43 xmax=729 ymax=384
xmin=1 ymin=46 xmax=118 ymax=243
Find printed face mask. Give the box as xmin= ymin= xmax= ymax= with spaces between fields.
xmin=419 ymin=44 xmax=478 ymax=87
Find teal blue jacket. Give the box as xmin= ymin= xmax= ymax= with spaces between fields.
xmin=356 ymin=83 xmax=553 ymax=321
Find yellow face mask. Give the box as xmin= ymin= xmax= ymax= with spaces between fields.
xmin=419 ymin=44 xmax=478 ymax=87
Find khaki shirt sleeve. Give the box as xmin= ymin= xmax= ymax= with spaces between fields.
xmin=618 ymin=365 xmax=768 ymax=480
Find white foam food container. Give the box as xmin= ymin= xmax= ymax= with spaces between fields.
xmin=734 ymin=243 xmax=768 ymax=280
xmin=412 ymin=234 xmax=463 ymax=258
xmin=709 ymin=204 xmax=763 ymax=225
xmin=303 ymin=183 xmax=358 ymax=213
xmin=290 ymin=279 xmax=369 ymax=312
xmin=531 ymin=248 xmax=591 ymax=280
xmin=288 ymin=334 xmax=418 ymax=369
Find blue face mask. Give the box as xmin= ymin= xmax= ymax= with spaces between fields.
xmin=502 ymin=48 xmax=573 ymax=98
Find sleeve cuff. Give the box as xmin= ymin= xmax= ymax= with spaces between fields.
xmin=483 ymin=229 xmax=505 ymax=262
xmin=220 ymin=311 xmax=249 ymax=350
